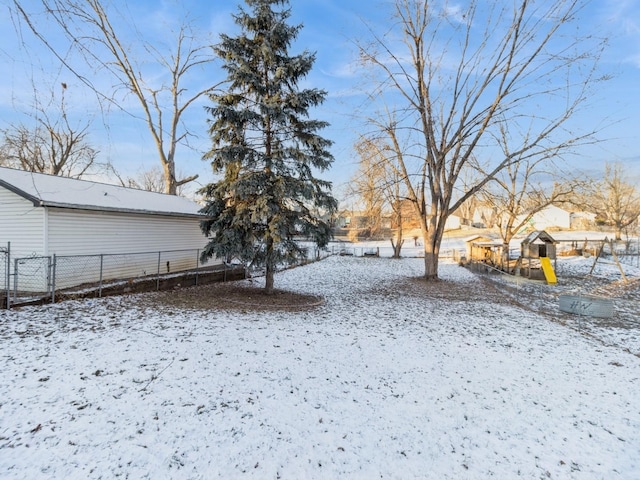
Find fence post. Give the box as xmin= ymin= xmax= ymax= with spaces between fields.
xmin=13 ymin=258 xmax=18 ymax=305
xmin=51 ymin=254 xmax=56 ymax=304
xmin=195 ymin=249 xmax=200 ymax=286
xmin=98 ymin=254 xmax=104 ymax=298
xmin=4 ymin=242 xmax=9 ymax=309
xmin=156 ymin=251 xmax=161 ymax=291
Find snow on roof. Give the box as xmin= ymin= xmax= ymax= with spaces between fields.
xmin=522 ymin=230 xmax=556 ymax=244
xmin=0 ymin=167 xmax=203 ymax=217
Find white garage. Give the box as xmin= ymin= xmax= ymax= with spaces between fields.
xmin=0 ymin=166 xmax=219 ymax=292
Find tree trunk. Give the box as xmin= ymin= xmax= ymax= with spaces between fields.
xmin=265 ymin=265 xmax=275 ymax=295
xmin=391 ymin=238 xmax=404 ymax=258
xmin=502 ymin=242 xmax=510 ymax=272
xmin=163 ymin=160 xmax=177 ymax=195
xmin=390 ymin=229 xmax=404 ymax=258
xmin=264 ymin=235 xmax=275 ymax=294
xmin=421 ymin=216 xmax=441 ymax=280
xmin=423 ymin=251 xmax=439 ymax=280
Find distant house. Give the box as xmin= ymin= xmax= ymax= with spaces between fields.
xmin=392 ymin=200 xmax=461 ymax=231
xmin=471 ymin=206 xmax=496 ymax=228
xmin=444 ymin=214 xmax=461 ymax=231
xmin=516 ymin=205 xmax=571 ymax=231
xmin=337 ymin=209 xmax=374 ymax=230
xmin=0 ymin=167 xmax=220 ymax=289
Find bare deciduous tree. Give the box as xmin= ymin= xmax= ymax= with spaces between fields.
xmin=482 ymin=166 xmax=578 ymax=266
xmin=349 ymin=138 xmax=387 ymax=239
xmin=478 ymin=123 xmax=580 ymax=265
xmin=587 ymin=163 xmax=640 ymax=240
xmin=110 ymin=165 xmax=188 ymax=196
xmin=350 ymin=136 xmax=408 ymax=257
xmin=0 ymin=84 xmax=100 ymax=178
xmin=13 ymin=0 xmax=223 ymax=194
xmin=452 ymin=162 xmax=487 ymax=226
xmin=357 ymin=0 xmax=605 ymax=280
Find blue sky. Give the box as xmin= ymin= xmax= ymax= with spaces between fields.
xmin=0 ymin=0 xmax=638 ymax=200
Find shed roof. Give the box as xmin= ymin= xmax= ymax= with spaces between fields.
xmin=464 ymin=234 xmax=494 ymax=244
xmin=0 ymin=166 xmax=203 ymax=217
xmin=521 ymin=230 xmax=556 ymax=245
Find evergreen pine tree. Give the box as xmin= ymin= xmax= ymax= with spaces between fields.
xmin=200 ymin=0 xmax=337 ymax=294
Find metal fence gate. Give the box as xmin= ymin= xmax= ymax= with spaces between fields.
xmin=13 ymin=256 xmax=53 ymax=304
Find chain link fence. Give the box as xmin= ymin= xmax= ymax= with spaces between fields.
xmin=327 ymin=242 xmax=464 ymax=259
xmin=2 ymin=241 xmax=465 ymax=308
xmin=2 ymin=248 xmax=214 ymax=307
xmin=53 ymin=249 xmax=203 ymax=291
xmin=4 ymin=244 xmax=329 ymax=307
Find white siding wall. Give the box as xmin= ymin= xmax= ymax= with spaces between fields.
xmin=46 ymin=208 xmax=219 ymax=289
xmin=445 ymin=215 xmax=461 ymax=231
xmin=1 ymin=199 xmax=222 ymax=292
xmin=47 ymin=208 xmax=208 ymax=255
xmin=531 ymin=206 xmax=571 ymax=230
xmin=0 ymin=187 xmax=45 ymax=258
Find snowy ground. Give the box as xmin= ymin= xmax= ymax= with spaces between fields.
xmin=1 ymin=254 xmax=639 ymax=479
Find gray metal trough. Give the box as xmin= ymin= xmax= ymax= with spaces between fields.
xmin=559 ymin=294 xmax=614 ymax=318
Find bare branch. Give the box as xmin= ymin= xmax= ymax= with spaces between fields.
xmin=356 ymin=0 xmax=606 ymax=279
xmin=12 ymin=0 xmax=224 ymax=194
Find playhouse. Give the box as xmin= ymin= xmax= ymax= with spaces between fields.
xmin=519 ymin=230 xmax=557 ymax=283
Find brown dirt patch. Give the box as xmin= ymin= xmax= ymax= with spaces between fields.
xmin=365 ymin=274 xmax=511 ymax=305
xmin=153 ymin=281 xmax=324 ymax=312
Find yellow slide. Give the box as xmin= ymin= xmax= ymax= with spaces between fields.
xmin=540 ymin=257 xmax=557 ymax=285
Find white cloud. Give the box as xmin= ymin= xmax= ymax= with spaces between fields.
xmin=605 ymin=0 xmax=640 ymax=68
xmin=442 ymin=3 xmax=469 ymax=25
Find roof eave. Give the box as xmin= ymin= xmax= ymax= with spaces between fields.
xmin=41 ymin=201 xmax=206 ymax=218
xmin=0 ymin=179 xmax=41 ymax=206
xmin=1 ymin=178 xmax=206 ymax=218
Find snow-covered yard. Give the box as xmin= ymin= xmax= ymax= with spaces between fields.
xmin=1 ymin=255 xmax=638 ymax=479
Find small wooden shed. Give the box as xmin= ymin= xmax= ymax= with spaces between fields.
xmin=520 ymin=230 xmax=557 ymax=280
xmin=465 ymin=235 xmax=504 ymax=266
xmin=521 ymin=230 xmax=557 ymax=259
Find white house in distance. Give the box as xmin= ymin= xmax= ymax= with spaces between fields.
xmin=0 ymin=166 xmax=219 ymax=290
xmin=515 ymin=204 xmax=572 ymax=231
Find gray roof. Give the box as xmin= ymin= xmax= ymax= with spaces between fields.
xmin=522 ymin=230 xmax=556 ymax=245
xmin=0 ymin=167 xmax=203 ymax=217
